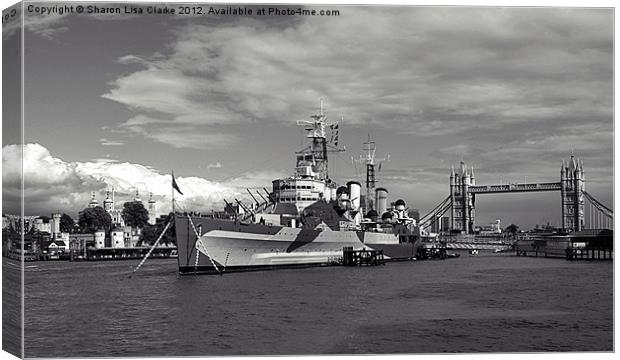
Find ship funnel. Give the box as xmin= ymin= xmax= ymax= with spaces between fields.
xmin=347 ymin=181 xmax=361 ymax=212
xmin=337 ymin=186 xmax=350 ymax=210
xmin=376 ymin=187 xmax=389 ymax=215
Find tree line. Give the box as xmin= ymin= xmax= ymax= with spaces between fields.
xmin=36 ymin=202 xmax=175 ymax=245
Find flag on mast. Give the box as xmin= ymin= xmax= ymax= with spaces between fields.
xmin=330 ymin=123 xmax=339 ymax=145
xmin=172 ymin=171 xmax=183 ymax=195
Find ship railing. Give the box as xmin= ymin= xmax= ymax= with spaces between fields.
xmin=327 ymin=255 xmax=343 ymax=265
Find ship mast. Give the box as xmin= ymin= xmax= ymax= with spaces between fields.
xmin=295 ymin=98 xmax=344 ymax=181
xmin=355 ymin=134 xmax=389 ymax=213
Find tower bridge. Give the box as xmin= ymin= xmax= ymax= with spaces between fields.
xmin=418 ymin=154 xmax=612 ymax=234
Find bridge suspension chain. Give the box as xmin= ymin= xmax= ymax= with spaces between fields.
xmin=583 ymin=191 xmax=613 ymax=230
xmin=419 ymin=195 xmax=452 ymax=229
xmin=419 ymin=196 xmax=451 ymax=223
xmin=583 ymin=191 xmax=613 ymax=218
xmin=422 ymin=203 xmax=451 ymax=231
xmin=586 ymin=201 xmax=613 ymax=230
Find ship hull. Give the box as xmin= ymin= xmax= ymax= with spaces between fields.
xmin=175 ymin=215 xmax=416 ymax=274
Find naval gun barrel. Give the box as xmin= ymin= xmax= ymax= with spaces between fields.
xmin=256 ymin=191 xmax=268 ymax=204
xmin=247 ymin=189 xmax=260 ymax=206
xmin=263 ymin=187 xmax=276 ymax=204
xmin=235 ymin=198 xmax=252 ymax=214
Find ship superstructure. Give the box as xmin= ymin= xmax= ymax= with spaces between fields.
xmin=174 ymin=100 xmax=418 ymax=274
xmin=272 ymin=99 xmax=344 ymax=212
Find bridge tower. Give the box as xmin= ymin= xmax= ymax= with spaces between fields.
xmin=561 ymin=154 xmax=585 ymax=232
xmin=450 ymin=161 xmax=476 ymax=234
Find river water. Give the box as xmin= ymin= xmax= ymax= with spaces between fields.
xmin=13 ymin=253 xmax=613 ymax=356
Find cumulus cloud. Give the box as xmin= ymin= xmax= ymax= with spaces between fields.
xmin=2 ymin=144 xmax=285 ymax=217
xmin=3 ymin=143 xmax=102 ymax=216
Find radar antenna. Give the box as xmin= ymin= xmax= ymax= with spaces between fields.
xmin=294 ymin=98 xmax=345 ymax=180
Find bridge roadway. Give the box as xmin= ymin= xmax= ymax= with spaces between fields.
xmin=468 ymin=182 xmax=561 ymax=194
xmin=436 ymin=235 xmax=515 ymax=251
xmin=446 ymin=243 xmax=512 ymax=251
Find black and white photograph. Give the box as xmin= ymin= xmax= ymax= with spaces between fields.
xmin=1 ymin=1 xmax=614 ymax=358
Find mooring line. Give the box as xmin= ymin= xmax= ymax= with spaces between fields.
xmin=129 ymin=219 xmax=172 ymax=278
xmin=223 ymin=252 xmax=230 ymax=273
xmin=187 ymin=215 xmax=222 ymax=276
xmin=193 ymin=242 xmax=200 ymax=275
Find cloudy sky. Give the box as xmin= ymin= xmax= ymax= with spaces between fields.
xmin=2 ymin=3 xmax=613 ymax=229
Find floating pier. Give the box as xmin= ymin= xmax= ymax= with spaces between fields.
xmin=565 ymin=247 xmax=613 ymax=261
xmin=415 ymin=240 xmax=448 ymax=260
xmin=342 ymin=247 xmax=385 ymax=266
xmin=515 ymin=229 xmax=613 ymax=261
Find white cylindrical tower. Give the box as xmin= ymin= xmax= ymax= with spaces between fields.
xmin=94 ymin=230 xmax=106 ymax=249
xmin=375 ymin=187 xmax=388 ymax=215
xmin=51 ymin=213 xmax=61 ymax=238
xmin=148 ymin=192 xmax=157 ymax=225
xmin=111 ymin=228 xmax=125 ymax=248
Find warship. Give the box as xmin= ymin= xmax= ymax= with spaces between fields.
xmin=174 ymin=101 xmax=418 ymax=274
